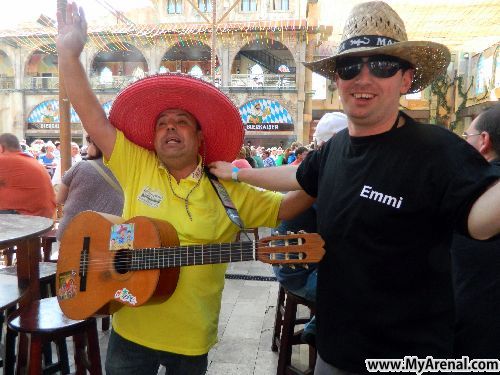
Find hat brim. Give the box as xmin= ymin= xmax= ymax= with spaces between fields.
xmin=304 ymin=41 xmax=451 ymax=93
xmin=109 ymin=74 xmax=245 ymax=164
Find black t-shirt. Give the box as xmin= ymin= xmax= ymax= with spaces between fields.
xmin=451 ymin=160 xmax=500 ymax=360
xmin=296 ymin=112 xmax=500 ymax=373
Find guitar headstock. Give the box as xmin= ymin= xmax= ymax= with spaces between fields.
xmin=256 ymin=232 xmax=325 ymax=265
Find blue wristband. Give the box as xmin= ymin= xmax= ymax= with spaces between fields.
xmin=231 ymin=167 xmax=239 ymax=182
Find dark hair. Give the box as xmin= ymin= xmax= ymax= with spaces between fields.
xmin=85 ymin=137 xmax=103 ymax=160
xmin=0 ymin=133 xmax=21 ymax=151
xmin=295 ymin=146 xmax=308 ymax=156
xmin=475 ymin=103 xmax=500 ymax=157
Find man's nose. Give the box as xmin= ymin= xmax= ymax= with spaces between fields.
xmin=356 ymin=63 xmax=372 ymax=80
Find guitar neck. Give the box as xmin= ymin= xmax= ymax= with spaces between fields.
xmin=129 ymin=241 xmax=256 ymax=270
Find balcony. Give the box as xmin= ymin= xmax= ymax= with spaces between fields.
xmin=23 ymin=76 xmax=60 ymax=91
xmin=229 ymin=73 xmax=296 ymax=91
xmin=0 ymin=77 xmax=15 ymax=90
xmin=20 ymin=73 xmax=297 ymax=94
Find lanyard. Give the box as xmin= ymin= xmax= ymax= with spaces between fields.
xmin=205 ymin=168 xmax=245 ymax=230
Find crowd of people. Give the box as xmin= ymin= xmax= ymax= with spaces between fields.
xmin=1 ymin=1 xmax=499 ymax=374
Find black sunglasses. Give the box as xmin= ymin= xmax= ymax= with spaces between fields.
xmin=336 ymin=55 xmax=411 ymax=80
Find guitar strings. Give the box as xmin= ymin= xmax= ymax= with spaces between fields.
xmin=63 ymin=245 xmax=312 ymax=272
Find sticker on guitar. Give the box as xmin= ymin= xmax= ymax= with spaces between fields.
xmin=114 ymin=288 xmax=138 ymax=305
xmin=57 ymin=270 xmax=77 ymax=300
xmin=109 ymin=223 xmax=135 ymax=251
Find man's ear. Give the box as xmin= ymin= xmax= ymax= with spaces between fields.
xmin=478 ymin=131 xmax=491 ymax=155
xmin=400 ymin=69 xmax=414 ymax=94
xmin=197 ymin=130 xmax=204 ymax=147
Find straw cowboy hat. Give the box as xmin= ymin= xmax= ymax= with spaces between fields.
xmin=304 ymin=1 xmax=451 ymax=93
xmin=109 ymin=74 xmax=244 ymax=164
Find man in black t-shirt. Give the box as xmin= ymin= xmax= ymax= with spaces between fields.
xmin=452 ymin=103 xmax=500 ymax=363
xmin=210 ymin=2 xmax=500 ymax=374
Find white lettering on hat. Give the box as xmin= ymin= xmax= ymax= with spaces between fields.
xmin=337 ymin=35 xmax=399 ymax=53
xmin=360 ymin=185 xmax=403 ymax=209
xmin=350 ymin=37 xmax=370 ymax=47
xmin=376 ymin=37 xmax=395 ymax=46
xmin=138 ymin=187 xmax=163 ymax=208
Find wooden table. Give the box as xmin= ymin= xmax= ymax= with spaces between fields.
xmin=0 ymin=214 xmax=54 ymax=300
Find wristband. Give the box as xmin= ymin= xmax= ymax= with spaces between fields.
xmin=231 ymin=167 xmax=240 ymax=182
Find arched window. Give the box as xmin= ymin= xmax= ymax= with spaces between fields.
xmin=250 ymin=64 xmax=264 ymax=86
xmin=133 ymin=67 xmax=145 ymax=80
xmin=189 ymin=65 xmax=203 ymax=77
xmin=99 ymin=67 xmax=113 ymax=84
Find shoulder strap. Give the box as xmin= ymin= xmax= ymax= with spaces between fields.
xmin=88 ymin=160 xmax=122 ymax=194
xmin=204 ymin=167 xmax=245 ymax=230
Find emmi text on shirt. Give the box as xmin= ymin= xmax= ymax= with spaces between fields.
xmin=360 ymin=185 xmax=403 ymax=209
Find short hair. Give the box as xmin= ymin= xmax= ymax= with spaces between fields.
xmin=475 ymin=103 xmax=500 ymax=157
xmin=0 ymin=133 xmax=21 ymax=151
xmin=295 ymin=146 xmax=308 ymax=156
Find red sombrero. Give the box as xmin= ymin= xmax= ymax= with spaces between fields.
xmin=109 ymin=74 xmax=245 ymax=164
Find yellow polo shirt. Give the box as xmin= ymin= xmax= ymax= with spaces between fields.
xmin=105 ymin=131 xmax=282 ymax=355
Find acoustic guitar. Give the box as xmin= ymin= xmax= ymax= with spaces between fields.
xmin=56 ymin=211 xmax=325 ymax=320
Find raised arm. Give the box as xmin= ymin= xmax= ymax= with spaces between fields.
xmin=208 ymin=161 xmax=302 ymax=191
xmin=467 ymin=179 xmax=500 ymax=240
xmin=56 ymin=2 xmax=116 ymax=159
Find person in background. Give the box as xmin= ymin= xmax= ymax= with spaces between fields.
xmin=273 ymin=111 xmax=348 ymax=347
xmin=232 ymin=146 xmax=252 ymax=169
xmin=0 ymin=133 xmax=56 ymax=218
xmin=52 ymin=141 xmax=82 ymax=189
xmin=290 ymin=146 xmax=309 ymax=166
xmin=262 ymin=149 xmax=276 ymax=167
xmin=243 ymin=146 xmax=256 ymax=168
xmin=56 ymin=136 xmax=124 ymax=242
xmin=452 ymin=103 xmax=500 ymax=362
xmin=250 ymin=147 xmax=264 ymax=168
xmin=313 ymin=112 xmax=348 ymax=147
xmin=38 ymin=141 xmax=58 ymax=177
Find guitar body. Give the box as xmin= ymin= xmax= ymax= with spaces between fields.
xmin=56 ymin=211 xmax=180 ymax=320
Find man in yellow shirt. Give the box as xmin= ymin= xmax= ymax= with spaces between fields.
xmin=56 ymin=3 xmax=314 ymax=374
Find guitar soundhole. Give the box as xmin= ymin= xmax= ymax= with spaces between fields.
xmin=114 ymin=250 xmax=132 ymax=274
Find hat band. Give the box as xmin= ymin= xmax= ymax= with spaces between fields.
xmin=338 ymin=35 xmax=399 ymax=54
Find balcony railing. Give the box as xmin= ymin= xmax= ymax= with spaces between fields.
xmin=20 ymin=73 xmax=296 ymax=92
xmin=89 ymin=75 xmax=138 ymax=90
xmin=230 ymin=73 xmax=296 ymax=89
xmin=0 ymin=77 xmax=15 ymax=90
xmin=23 ymin=76 xmax=60 ymax=90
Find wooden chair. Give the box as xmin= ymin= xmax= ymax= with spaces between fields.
xmin=8 ymin=297 xmax=102 ymax=375
xmin=5 ymin=237 xmax=103 ymax=375
xmin=272 ymin=285 xmax=316 ymax=375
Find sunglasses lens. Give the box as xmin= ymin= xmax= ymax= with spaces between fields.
xmin=336 ymin=61 xmax=362 ymax=80
xmin=369 ymin=60 xmax=402 ymax=78
xmin=336 ymin=56 xmax=407 ymax=80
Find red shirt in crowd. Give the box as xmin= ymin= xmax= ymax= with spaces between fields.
xmin=0 ymin=152 xmax=56 ymax=218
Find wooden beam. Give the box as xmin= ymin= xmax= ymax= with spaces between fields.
xmin=185 ymin=0 xmax=212 ymax=24
xmin=57 ymin=0 xmax=72 ymax=175
xmin=217 ymin=0 xmax=241 ymax=25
